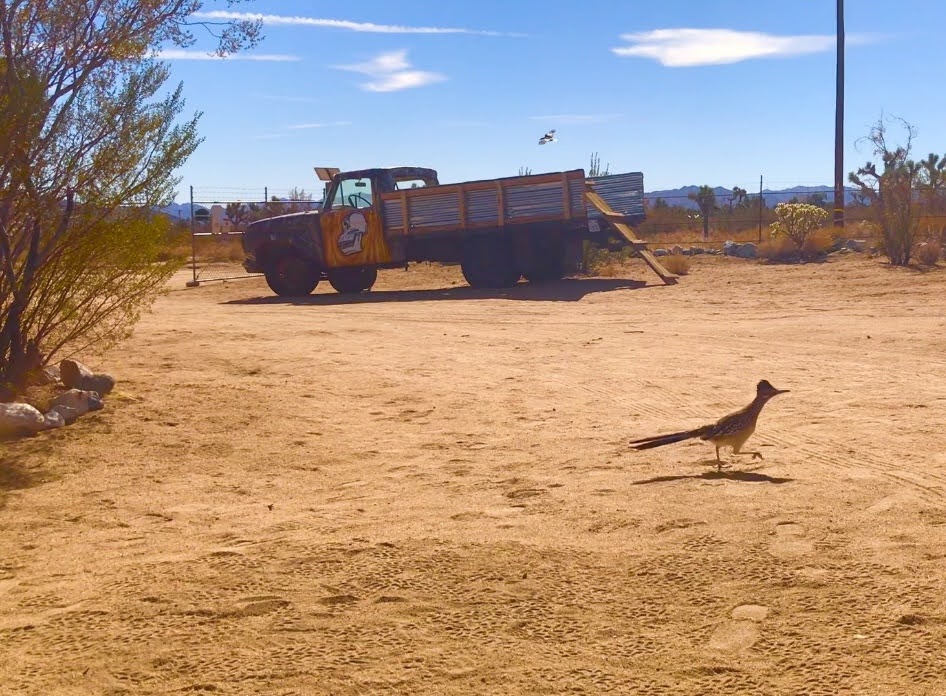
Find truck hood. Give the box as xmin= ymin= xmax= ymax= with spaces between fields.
xmin=248 ymin=209 xmax=321 ymax=228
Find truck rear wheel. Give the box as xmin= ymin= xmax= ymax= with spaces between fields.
xmin=265 ymin=254 xmax=320 ymax=297
xmin=461 ymin=237 xmax=520 ymax=289
xmin=327 ymin=267 xmax=378 ymax=294
xmin=524 ymin=241 xmax=567 ymax=283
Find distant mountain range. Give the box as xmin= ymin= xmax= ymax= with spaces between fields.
xmin=159 ymin=184 xmax=859 ymax=220
xmin=644 ymin=185 xmax=860 ymax=210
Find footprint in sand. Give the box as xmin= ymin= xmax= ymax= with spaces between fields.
xmin=708 ymin=604 xmax=770 ymax=652
xmin=769 ymin=521 xmax=814 ymax=557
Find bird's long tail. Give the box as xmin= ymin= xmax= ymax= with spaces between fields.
xmin=629 ymin=426 xmax=709 ymax=451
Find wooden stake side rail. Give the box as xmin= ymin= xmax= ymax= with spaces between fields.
xmin=584 ymin=185 xmax=678 ymax=285
xmin=379 ymin=170 xmax=587 ymax=236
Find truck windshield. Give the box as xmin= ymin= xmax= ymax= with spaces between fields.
xmin=330 ymin=178 xmax=373 ymax=210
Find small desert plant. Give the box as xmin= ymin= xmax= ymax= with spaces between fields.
xmin=916 ymin=239 xmax=941 ymax=266
xmin=660 ymin=253 xmax=690 ymax=275
xmin=770 ymin=203 xmax=830 ymax=249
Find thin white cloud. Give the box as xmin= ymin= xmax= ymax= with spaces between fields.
xmin=253 ymin=121 xmax=352 ymax=139
xmin=286 ymin=121 xmax=352 ymax=130
xmin=611 ymin=28 xmax=871 ymax=67
xmin=335 ymin=50 xmax=446 ymax=92
xmin=156 ymin=49 xmax=299 ymax=62
xmin=194 ymin=10 xmax=524 ymax=37
xmin=529 ymin=114 xmax=623 ymax=124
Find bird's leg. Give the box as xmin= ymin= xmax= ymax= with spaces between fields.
xmin=714 ymin=445 xmax=725 ymax=472
xmin=731 ymin=445 xmax=763 ymax=461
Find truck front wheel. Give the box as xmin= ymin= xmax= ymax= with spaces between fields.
xmin=264 ymin=254 xmax=320 ymax=297
xmin=327 ymin=267 xmax=378 ymax=294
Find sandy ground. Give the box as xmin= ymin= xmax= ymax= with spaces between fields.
xmin=2 ymin=254 xmax=946 ymax=695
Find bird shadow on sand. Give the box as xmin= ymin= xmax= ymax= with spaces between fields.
xmin=226 ymin=278 xmax=652 ymax=307
xmin=632 ymin=466 xmax=794 ymax=486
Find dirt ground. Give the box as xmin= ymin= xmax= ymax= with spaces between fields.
xmin=2 ymin=254 xmax=946 ymax=695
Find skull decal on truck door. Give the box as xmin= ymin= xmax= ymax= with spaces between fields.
xmin=321 ymin=206 xmax=391 ymax=268
xmin=337 ymin=210 xmax=367 ymax=256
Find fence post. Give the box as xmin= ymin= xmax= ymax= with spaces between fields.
xmin=186 ymin=185 xmax=199 ymax=287
xmin=757 ymin=175 xmax=763 ymax=243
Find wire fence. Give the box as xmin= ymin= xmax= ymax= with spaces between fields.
xmin=184 ymin=186 xmax=320 ymax=285
xmin=180 ymin=181 xmax=946 ymax=285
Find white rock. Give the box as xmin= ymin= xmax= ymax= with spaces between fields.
xmin=0 ymin=402 xmax=48 ymax=436
xmin=41 ymin=410 xmax=66 ymax=430
xmin=49 ymin=389 xmax=104 ymax=424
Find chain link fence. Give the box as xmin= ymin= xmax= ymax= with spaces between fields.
xmin=183 ymin=186 xmax=320 ymax=286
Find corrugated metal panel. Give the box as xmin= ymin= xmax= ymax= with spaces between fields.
xmin=505 ymin=181 xmax=566 ymax=219
xmin=407 ymin=192 xmax=462 ymax=228
xmin=587 ymin=171 xmax=645 ymax=223
xmin=383 ymin=198 xmax=403 ymax=230
xmin=465 ymin=189 xmax=498 ymax=225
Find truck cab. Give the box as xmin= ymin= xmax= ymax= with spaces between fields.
xmin=241 ymin=167 xmax=439 ymax=296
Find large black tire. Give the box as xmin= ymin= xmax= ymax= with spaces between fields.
xmin=327 ymin=267 xmax=378 ymax=294
xmin=461 ymin=237 xmax=520 ymax=289
xmin=524 ymin=240 xmax=567 ymax=283
xmin=264 ymin=254 xmax=319 ymax=297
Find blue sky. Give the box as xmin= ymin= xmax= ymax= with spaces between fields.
xmin=162 ymin=0 xmax=946 ymax=201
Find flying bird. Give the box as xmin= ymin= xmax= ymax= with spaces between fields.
xmin=538 ymin=129 xmax=557 ymax=145
xmin=629 ymin=380 xmax=789 ymax=470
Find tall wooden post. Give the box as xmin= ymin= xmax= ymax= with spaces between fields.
xmin=834 ymin=0 xmax=845 ymax=228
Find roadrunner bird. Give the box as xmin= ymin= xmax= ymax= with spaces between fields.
xmin=629 ymin=380 xmax=789 ymax=470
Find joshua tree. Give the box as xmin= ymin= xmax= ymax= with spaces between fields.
xmin=689 ymin=185 xmax=717 ymax=240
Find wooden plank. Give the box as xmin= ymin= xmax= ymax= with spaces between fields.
xmin=400 ymin=190 xmax=409 ymax=232
xmin=458 ymin=188 xmax=467 ymax=229
xmin=561 ymin=171 xmax=571 ymax=220
xmin=496 ymin=180 xmax=505 ymax=227
xmin=585 ymin=187 xmax=678 ymax=285
xmin=599 ymin=210 xmax=643 ymax=225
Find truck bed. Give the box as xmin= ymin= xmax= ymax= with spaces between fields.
xmin=380 ymin=169 xmax=644 ymax=237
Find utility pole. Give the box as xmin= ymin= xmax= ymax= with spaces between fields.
xmin=833 ymin=0 xmax=845 ymax=228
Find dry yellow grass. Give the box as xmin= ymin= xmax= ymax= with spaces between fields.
xmin=659 ymin=253 xmax=690 ymax=275
xmin=917 ymin=238 xmax=942 ymax=265
xmin=641 ymin=227 xmax=761 ymax=247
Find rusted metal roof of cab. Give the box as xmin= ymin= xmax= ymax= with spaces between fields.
xmin=335 ymin=167 xmax=439 ymax=184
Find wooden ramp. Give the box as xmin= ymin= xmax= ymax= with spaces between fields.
xmin=585 ymin=185 xmax=678 ymax=285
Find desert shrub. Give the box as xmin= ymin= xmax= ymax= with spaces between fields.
xmin=848 ymin=116 xmax=927 ymax=266
xmin=0 ymin=3 xmax=260 ymax=392
xmin=802 ymin=229 xmax=836 ymax=257
xmin=660 ymin=254 xmax=690 ymax=275
xmin=757 ymin=236 xmax=800 ymax=263
xmin=580 ymin=241 xmax=609 ymax=275
xmin=770 ymin=203 xmax=829 ymax=249
xmin=916 ymin=239 xmax=941 ymax=265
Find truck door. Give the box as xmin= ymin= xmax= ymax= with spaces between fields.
xmin=320 ymin=175 xmax=392 ymax=267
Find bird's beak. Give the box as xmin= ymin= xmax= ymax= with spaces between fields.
xmin=774 ymin=388 xmax=790 ymax=396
